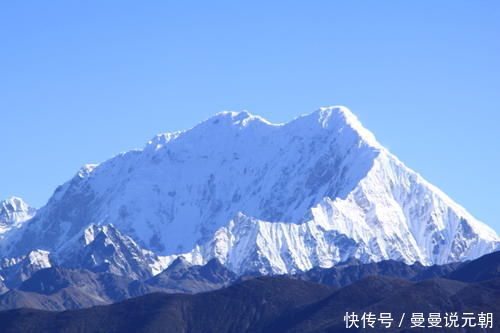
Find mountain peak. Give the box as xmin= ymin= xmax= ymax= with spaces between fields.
xmin=165 ymin=256 xmax=192 ymax=272
xmin=207 ymin=106 xmax=370 ymax=133
xmin=144 ymin=111 xmax=271 ymax=152
xmin=215 ymin=110 xmax=252 ymax=119
xmin=295 ymin=106 xmax=380 ymax=148
xmin=317 ymin=105 xmax=359 ymax=128
xmin=1 ymin=197 xmax=30 ymax=212
xmin=207 ymin=110 xmax=274 ymax=128
xmin=145 ymin=107 xmax=375 ymax=155
xmin=0 ymin=197 xmax=35 ymax=231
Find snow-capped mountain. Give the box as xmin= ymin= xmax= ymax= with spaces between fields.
xmin=0 ymin=197 xmax=36 ymax=239
xmin=56 ymin=224 xmax=170 ymax=279
xmin=0 ymin=249 xmax=51 ymax=287
xmin=1 ymin=107 xmax=498 ymax=275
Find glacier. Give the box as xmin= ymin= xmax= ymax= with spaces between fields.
xmin=0 ymin=106 xmax=498 ymax=276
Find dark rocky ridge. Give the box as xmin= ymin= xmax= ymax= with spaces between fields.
xmin=1 ymin=252 xmax=498 ymax=312
xmin=0 ymin=257 xmax=238 ymax=311
xmin=0 ymin=274 xmax=498 ymax=332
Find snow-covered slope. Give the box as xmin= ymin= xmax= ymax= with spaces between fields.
xmin=0 ymin=276 xmax=7 ymax=295
xmin=1 ymin=107 xmax=498 ymax=275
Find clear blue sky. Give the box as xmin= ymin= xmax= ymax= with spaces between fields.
xmin=1 ymin=1 xmax=499 ymax=232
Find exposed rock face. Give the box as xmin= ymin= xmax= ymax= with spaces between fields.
xmin=56 ymin=224 xmax=170 ymax=280
xmin=145 ymin=257 xmax=237 ymax=293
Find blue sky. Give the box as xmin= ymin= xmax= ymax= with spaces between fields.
xmin=1 ymin=1 xmax=499 ymax=232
